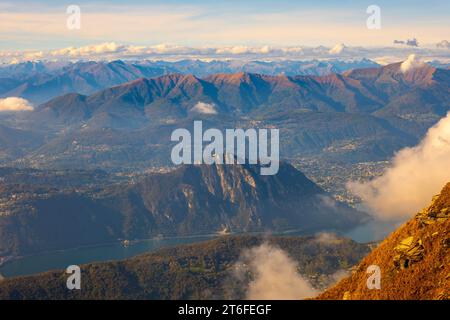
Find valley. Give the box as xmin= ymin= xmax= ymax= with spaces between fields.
xmin=0 ymin=58 xmax=448 ymax=300
xmin=1 ymin=0 xmax=450 ymax=304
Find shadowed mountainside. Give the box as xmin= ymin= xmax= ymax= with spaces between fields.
xmin=0 ymin=163 xmax=366 ymax=256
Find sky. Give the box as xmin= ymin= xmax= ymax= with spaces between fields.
xmin=0 ymin=0 xmax=449 ymax=62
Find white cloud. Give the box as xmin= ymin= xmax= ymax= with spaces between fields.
xmin=50 ymin=42 xmax=126 ymax=58
xmin=216 ymin=46 xmax=251 ymax=55
xmin=214 ymin=45 xmax=275 ymax=55
xmin=330 ymin=269 xmax=349 ymax=283
xmin=24 ymin=51 xmax=44 ymax=60
xmin=436 ymin=40 xmax=450 ymax=49
xmin=400 ymin=54 xmax=426 ymax=73
xmin=259 ymin=45 xmax=272 ymax=54
xmin=314 ymin=232 xmax=341 ymax=245
xmin=281 ymin=47 xmax=304 ymax=54
xmin=329 ymin=43 xmax=346 ymax=55
xmin=1 ymin=43 xmax=450 ymax=65
xmin=347 ymin=112 xmax=450 ymax=221
xmin=191 ymin=102 xmax=218 ymax=115
xmin=0 ymin=97 xmax=33 ymax=112
xmin=236 ymin=243 xmax=318 ymax=300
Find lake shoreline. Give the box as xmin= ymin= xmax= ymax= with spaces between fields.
xmin=0 ymin=227 xmax=315 ymax=273
xmin=0 ymin=221 xmax=391 ymax=279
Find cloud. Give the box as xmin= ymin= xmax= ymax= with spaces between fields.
xmin=216 ymin=46 xmax=253 ymax=55
xmin=406 ymin=38 xmax=419 ymax=47
xmin=329 ymin=43 xmax=346 ymax=55
xmin=316 ymin=195 xmax=339 ymax=210
xmin=330 ymin=269 xmax=350 ymax=283
xmin=1 ymin=42 xmax=450 ymax=65
xmin=393 ymin=38 xmax=419 ymax=47
xmin=50 ymin=42 xmax=127 ymax=58
xmin=0 ymin=97 xmax=33 ymax=111
xmin=437 ymin=40 xmax=450 ymax=49
xmin=215 ymin=46 xmax=274 ymax=55
xmin=313 ymin=232 xmax=341 ymax=245
xmin=237 ymin=243 xmax=318 ymax=300
xmin=347 ymin=112 xmax=450 ymax=221
xmin=400 ymin=54 xmax=426 ymax=73
xmin=191 ymin=102 xmax=218 ymax=115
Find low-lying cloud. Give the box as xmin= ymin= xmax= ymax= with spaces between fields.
xmin=347 ymin=112 xmax=450 ymax=221
xmin=313 ymin=232 xmax=341 ymax=245
xmin=436 ymin=40 xmax=450 ymax=49
xmin=237 ymin=243 xmax=318 ymax=300
xmin=50 ymin=42 xmax=126 ymax=57
xmin=2 ymin=42 xmax=450 ymax=65
xmin=191 ymin=102 xmax=218 ymax=115
xmin=329 ymin=43 xmax=346 ymax=55
xmin=0 ymin=97 xmax=33 ymax=112
xmin=400 ymin=54 xmax=426 ymax=73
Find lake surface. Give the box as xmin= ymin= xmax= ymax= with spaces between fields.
xmin=0 ymin=234 xmax=216 ymax=278
xmin=342 ymin=219 xmax=400 ymax=243
xmin=0 ymin=219 xmax=399 ymax=279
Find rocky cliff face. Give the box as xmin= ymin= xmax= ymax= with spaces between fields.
xmin=103 ymin=162 xmax=365 ymax=238
xmin=0 ymin=163 xmax=366 ymax=256
xmin=318 ymin=182 xmax=450 ymax=300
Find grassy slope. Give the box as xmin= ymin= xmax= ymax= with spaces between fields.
xmin=318 ymin=183 xmax=450 ymax=300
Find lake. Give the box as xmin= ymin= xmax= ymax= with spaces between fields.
xmin=0 ymin=234 xmax=216 ymax=279
xmin=0 ymin=219 xmax=398 ymax=279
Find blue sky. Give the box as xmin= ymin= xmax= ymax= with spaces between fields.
xmin=1 ymin=0 xmax=449 ymax=51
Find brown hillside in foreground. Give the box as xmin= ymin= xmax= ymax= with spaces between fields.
xmin=318 ymin=183 xmax=450 ymax=300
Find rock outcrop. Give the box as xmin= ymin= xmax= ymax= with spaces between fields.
xmin=318 ymin=182 xmax=450 ymax=300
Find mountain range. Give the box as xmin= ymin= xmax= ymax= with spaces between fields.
xmin=0 ymin=60 xmax=447 ymax=169
xmin=0 ymin=59 xmax=448 ymax=301
xmin=33 ymin=61 xmax=449 ymax=124
xmin=0 ymin=59 xmax=380 ymax=104
xmin=0 ymin=162 xmax=366 ymax=257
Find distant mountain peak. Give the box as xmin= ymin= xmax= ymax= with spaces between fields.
xmin=206 ymin=72 xmax=266 ymax=84
xmin=21 ymin=61 xmax=448 ymax=132
xmin=344 ymin=60 xmax=438 ymax=86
